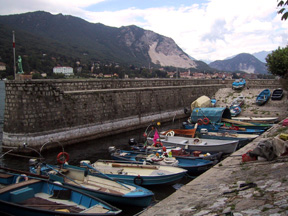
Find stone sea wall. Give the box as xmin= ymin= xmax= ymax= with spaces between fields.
xmin=2 ymin=79 xmax=280 ymax=149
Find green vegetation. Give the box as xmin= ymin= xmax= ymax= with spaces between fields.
xmin=277 ymin=0 xmax=288 ymax=20
xmin=266 ymin=46 xmax=288 ymax=79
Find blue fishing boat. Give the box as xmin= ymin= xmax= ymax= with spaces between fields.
xmin=29 ymin=161 xmax=154 ymax=207
xmin=232 ymin=78 xmax=246 ymax=90
xmin=230 ymin=104 xmax=241 ymax=117
xmin=0 ymin=171 xmax=122 ymax=216
xmin=211 ymin=98 xmax=217 ymax=107
xmin=256 ymin=89 xmax=271 ymax=105
xmin=110 ymin=149 xmax=215 ymax=175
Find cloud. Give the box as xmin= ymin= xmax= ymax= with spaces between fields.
xmin=201 ymin=19 xmax=229 ymax=42
xmin=0 ymin=0 xmax=287 ymax=61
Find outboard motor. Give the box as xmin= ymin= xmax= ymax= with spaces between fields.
xmin=128 ymin=138 xmax=138 ymax=146
xmin=200 ymin=128 xmax=208 ymax=134
xmin=29 ymin=158 xmax=39 ymax=167
xmin=108 ymin=146 xmax=116 ymax=153
xmin=80 ymin=160 xmax=91 ymax=167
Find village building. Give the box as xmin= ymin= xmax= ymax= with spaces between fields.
xmin=53 ymin=66 xmax=73 ymax=76
xmin=0 ymin=62 xmax=6 ymax=71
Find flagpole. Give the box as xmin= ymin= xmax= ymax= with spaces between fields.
xmin=13 ymin=31 xmax=16 ymax=79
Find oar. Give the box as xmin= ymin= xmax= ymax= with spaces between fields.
xmin=81 ymin=162 xmax=131 ymax=190
xmin=44 ymin=164 xmax=84 ymax=188
xmin=0 ymin=166 xmax=48 ymax=180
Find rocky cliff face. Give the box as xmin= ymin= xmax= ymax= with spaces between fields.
xmin=119 ymin=25 xmax=197 ymax=68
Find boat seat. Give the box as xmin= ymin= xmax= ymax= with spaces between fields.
xmin=10 ymin=187 xmax=35 ymax=203
xmin=179 ymin=140 xmax=188 ymax=144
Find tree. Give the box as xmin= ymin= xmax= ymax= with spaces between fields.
xmin=265 ymin=46 xmax=288 ymax=79
xmin=277 ymin=0 xmax=288 ymax=20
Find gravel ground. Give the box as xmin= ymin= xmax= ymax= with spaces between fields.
xmin=214 ymin=88 xmax=288 ymax=121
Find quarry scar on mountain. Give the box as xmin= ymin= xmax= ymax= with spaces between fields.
xmin=148 ymin=42 xmax=197 ymax=68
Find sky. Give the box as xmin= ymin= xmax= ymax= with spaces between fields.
xmin=0 ymin=0 xmax=287 ymax=62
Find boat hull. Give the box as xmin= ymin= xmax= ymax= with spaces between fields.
xmin=91 ymin=161 xmax=187 ymax=186
xmin=147 ymin=136 xmax=239 ymax=154
xmin=0 ymin=178 xmax=121 ymax=216
xmin=110 ymin=150 xmax=214 ymax=175
xmin=30 ymin=164 xmax=154 ymax=207
xmin=256 ymin=89 xmax=271 ymax=106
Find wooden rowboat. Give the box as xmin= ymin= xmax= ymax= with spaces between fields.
xmin=231 ymin=116 xmax=278 ymax=124
xmin=256 ymin=89 xmax=271 ymax=106
xmin=110 ymin=149 xmax=215 ymax=175
xmin=147 ymin=136 xmax=239 ymax=154
xmin=29 ymin=162 xmax=154 ymax=207
xmin=87 ymin=160 xmax=187 ymax=186
xmin=0 ymin=172 xmax=121 ymax=216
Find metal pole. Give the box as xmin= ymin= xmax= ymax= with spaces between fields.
xmin=12 ymin=31 xmax=16 ymax=79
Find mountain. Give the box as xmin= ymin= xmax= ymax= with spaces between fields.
xmin=252 ymin=51 xmax=272 ymax=63
xmin=208 ymin=53 xmax=268 ymax=74
xmin=0 ymin=11 xmax=197 ymax=69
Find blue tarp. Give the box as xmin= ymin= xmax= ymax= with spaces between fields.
xmin=190 ymin=107 xmax=231 ymax=123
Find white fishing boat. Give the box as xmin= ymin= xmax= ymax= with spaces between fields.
xmin=231 ymin=95 xmax=245 ymax=107
xmin=201 ymin=131 xmax=258 ymax=140
xmin=231 ymin=116 xmax=278 ymax=124
xmin=147 ymin=136 xmax=239 ymax=154
xmin=87 ymin=160 xmax=187 ymax=186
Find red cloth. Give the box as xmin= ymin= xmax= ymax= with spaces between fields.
xmin=153 ymin=130 xmax=160 ymax=144
xmin=283 ymin=118 xmax=288 ymax=126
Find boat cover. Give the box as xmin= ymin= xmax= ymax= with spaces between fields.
xmin=190 ymin=95 xmax=211 ymax=111
xmin=190 ymin=107 xmax=231 ymax=123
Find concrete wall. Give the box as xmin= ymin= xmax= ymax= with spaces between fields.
xmin=2 ymin=79 xmax=280 ymax=149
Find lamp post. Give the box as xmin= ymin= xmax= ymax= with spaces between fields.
xmin=12 ymin=31 xmax=16 ymax=79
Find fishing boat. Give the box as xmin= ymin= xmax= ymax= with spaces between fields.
xmin=220 ymin=119 xmax=272 ymax=131
xmin=231 ymin=95 xmax=245 ymax=107
xmin=198 ymin=130 xmax=258 ymax=149
xmin=85 ymin=160 xmax=187 ymax=186
xmin=159 ymin=127 xmax=257 ymax=150
xmin=0 ymin=172 xmax=122 ymax=216
xmin=230 ymin=104 xmax=241 ymax=117
xmin=29 ymin=160 xmax=154 ymax=207
xmin=232 ymin=78 xmax=246 ymax=90
xmin=110 ymin=149 xmax=215 ymax=175
xmin=271 ymin=88 xmax=284 ymax=100
xmin=182 ymin=122 xmax=265 ymax=135
xmin=231 ymin=116 xmax=278 ymax=124
xmin=256 ymin=89 xmax=271 ymax=105
xmin=147 ymin=136 xmax=239 ymax=154
xmin=121 ymin=144 xmax=223 ymax=162
xmin=211 ymin=98 xmax=217 ymax=107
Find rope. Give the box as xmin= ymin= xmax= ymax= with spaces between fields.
xmin=185 ymin=173 xmax=197 ymax=179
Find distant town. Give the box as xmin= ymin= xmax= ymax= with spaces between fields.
xmin=0 ymin=60 xmax=268 ymax=81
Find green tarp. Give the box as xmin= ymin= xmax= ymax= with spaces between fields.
xmin=190 ymin=107 xmax=231 ymax=123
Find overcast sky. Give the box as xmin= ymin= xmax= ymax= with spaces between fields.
xmin=1 ymin=0 xmax=287 ymax=62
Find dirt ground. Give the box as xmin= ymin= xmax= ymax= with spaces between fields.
xmin=214 ymin=88 xmax=288 ymax=122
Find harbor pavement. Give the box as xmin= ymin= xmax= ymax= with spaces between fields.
xmin=140 ymin=121 xmax=288 ymax=216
